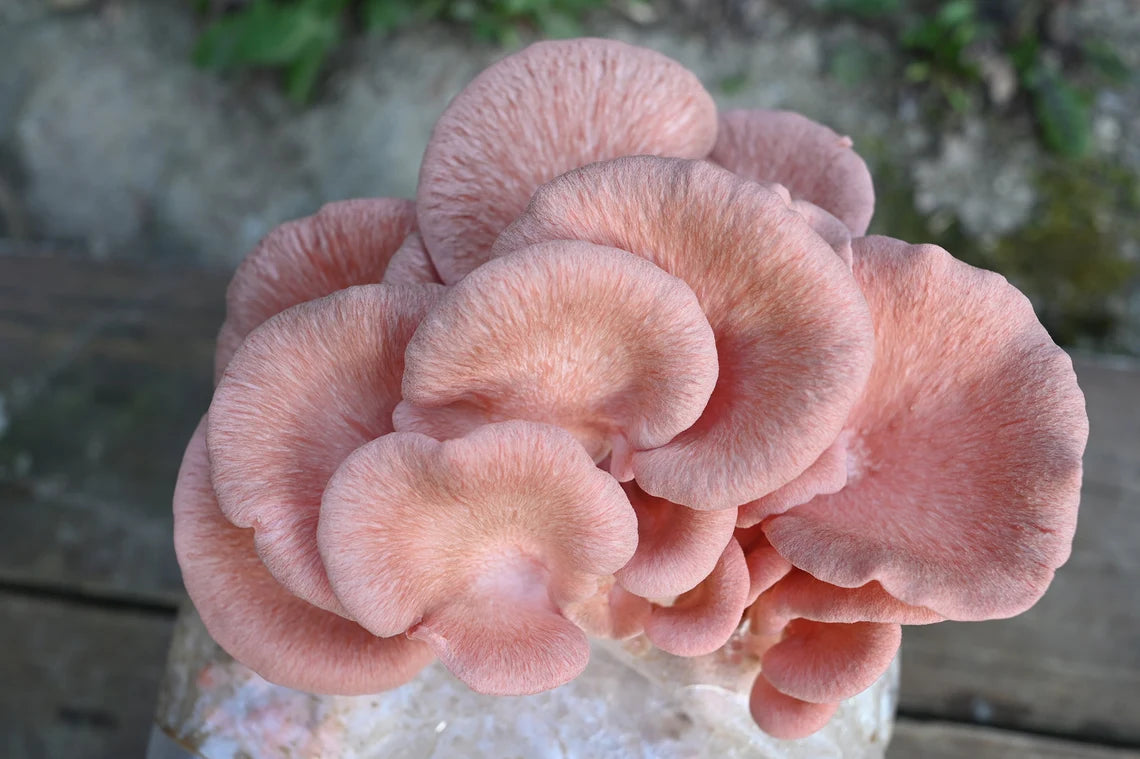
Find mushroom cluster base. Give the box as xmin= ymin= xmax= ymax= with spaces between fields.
xmin=151 ymin=605 xmax=898 ymax=758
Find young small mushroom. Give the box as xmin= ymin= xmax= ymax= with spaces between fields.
xmin=416 ymin=38 xmax=718 ymax=283
xmin=174 ymin=419 xmax=434 ymax=694
xmin=749 ymin=677 xmax=839 ymax=741
xmin=710 ymin=109 xmax=876 ymax=237
xmin=317 ymin=421 xmax=639 ymax=696
xmin=750 ymin=569 xmax=943 ymax=634
xmin=614 ymin=483 xmax=739 ymax=598
xmin=495 ymin=156 xmax=875 ymax=511
xmin=207 ymin=284 xmax=441 ymax=613
xmin=756 ymin=619 xmax=902 ymax=704
xmin=643 ymin=538 xmax=751 ymax=657
xmin=395 ymin=241 xmax=719 ymax=474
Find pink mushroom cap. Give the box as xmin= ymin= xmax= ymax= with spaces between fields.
xmin=750 ymin=569 xmax=942 ymax=636
xmin=317 ymin=421 xmax=639 ymax=696
xmin=710 ymin=109 xmax=876 ymax=236
xmin=614 ymin=482 xmax=738 ymax=597
xmin=416 ymin=38 xmax=718 ymax=283
xmin=494 ymin=156 xmax=875 ymax=511
xmin=395 ymin=241 xmax=719 ymax=472
xmin=643 ymin=538 xmax=751 ymax=656
xmin=749 ymin=678 xmax=839 ymax=741
xmin=207 ymin=283 xmax=441 ymax=613
xmin=763 ymin=236 xmax=1089 ymax=621
xmin=214 ymin=198 xmax=430 ymax=382
xmin=758 ymin=619 xmax=902 ymax=704
xmin=174 ymin=418 xmax=433 ymax=694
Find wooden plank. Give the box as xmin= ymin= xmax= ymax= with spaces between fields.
xmin=889 ymin=720 xmax=1140 ymax=759
xmin=0 ymin=592 xmax=174 ymax=759
xmin=0 ymin=252 xmax=226 ymax=602
xmin=899 ymin=355 xmax=1140 ymax=745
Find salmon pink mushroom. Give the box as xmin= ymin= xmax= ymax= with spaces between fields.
xmin=174 ymin=419 xmax=433 ymax=694
xmin=710 ymin=109 xmax=876 ymax=237
xmin=416 ymin=38 xmax=718 ymax=283
xmin=317 ymin=421 xmax=638 ymax=696
xmin=207 ymin=284 xmax=441 ymax=613
xmin=763 ymin=237 xmax=1088 ymax=621
xmin=643 ymin=538 xmax=751 ymax=657
xmin=395 ymin=241 xmax=719 ymax=474
xmin=615 ymin=483 xmax=738 ymax=598
xmin=749 ymin=677 xmax=839 ymax=741
xmin=170 ymin=34 xmax=1091 ymax=745
xmin=495 ymin=156 xmax=875 ymax=511
xmin=214 ymin=198 xmax=435 ymax=382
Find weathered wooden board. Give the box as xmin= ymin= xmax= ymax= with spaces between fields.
xmin=889 ymin=720 xmax=1140 ymax=759
xmin=0 ymin=591 xmax=174 ymax=759
xmin=899 ymin=355 xmax=1140 ymax=745
xmin=0 ymin=253 xmax=225 ymax=603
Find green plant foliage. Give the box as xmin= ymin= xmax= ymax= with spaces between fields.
xmin=192 ymin=0 xmax=606 ymax=101
xmin=194 ymin=0 xmax=348 ymax=102
xmin=1028 ymin=70 xmax=1092 ymax=159
xmin=825 ymin=0 xmax=1129 ymax=158
xmin=900 ymin=0 xmax=985 ymax=79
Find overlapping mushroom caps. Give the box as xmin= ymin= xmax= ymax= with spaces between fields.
xmin=175 ymin=36 xmax=1088 ymax=742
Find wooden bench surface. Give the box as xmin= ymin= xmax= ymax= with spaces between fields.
xmin=1 ymin=252 xmax=1137 ymax=758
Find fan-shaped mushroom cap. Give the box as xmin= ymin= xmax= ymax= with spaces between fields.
xmin=396 ymin=241 xmax=718 ymax=470
xmin=318 ymin=421 xmax=638 ymax=695
xmin=614 ymin=483 xmax=738 ymax=597
xmin=749 ymin=678 xmax=839 ymax=741
xmin=644 ymin=538 xmax=751 ymax=656
xmin=710 ymin=109 xmax=875 ymax=236
xmin=174 ymin=419 xmax=433 ymax=694
xmin=495 ymin=157 xmax=874 ymax=511
xmin=758 ymin=619 xmax=901 ymax=704
xmin=207 ymin=284 xmax=441 ymax=613
xmin=416 ymin=38 xmax=718 ymax=283
xmin=750 ymin=569 xmax=942 ymax=635
xmin=214 ymin=199 xmax=422 ymax=381
xmin=764 ymin=237 xmax=1088 ymax=621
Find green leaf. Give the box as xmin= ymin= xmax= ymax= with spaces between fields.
xmin=194 ymin=0 xmax=343 ymax=71
xmin=1033 ymin=72 xmax=1092 ymax=158
xmin=935 ymin=0 xmax=975 ymax=28
xmin=363 ymin=0 xmax=421 ymax=32
xmin=284 ymin=36 xmax=334 ymax=103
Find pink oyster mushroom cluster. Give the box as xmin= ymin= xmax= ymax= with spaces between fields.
xmin=174 ymin=39 xmax=1089 ymax=740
